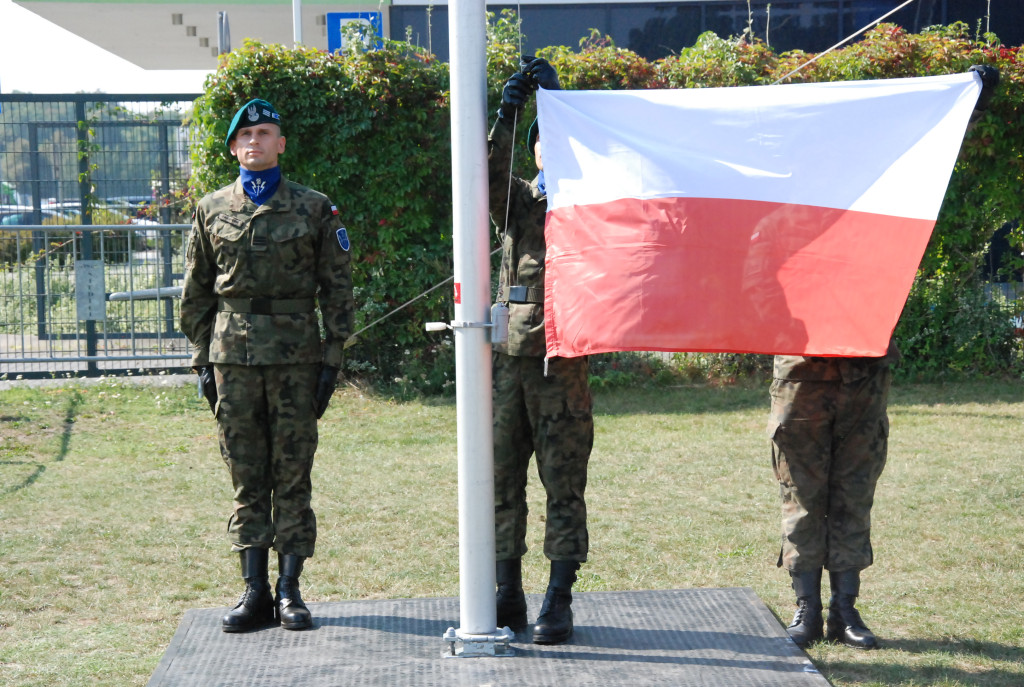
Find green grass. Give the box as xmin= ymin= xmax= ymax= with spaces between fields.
xmin=1 ymin=377 xmax=1022 ymax=686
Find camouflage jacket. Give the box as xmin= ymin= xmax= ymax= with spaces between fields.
xmin=180 ymin=176 xmax=354 ymax=368
xmin=488 ymin=117 xmax=547 ymax=358
xmin=773 ymin=340 xmax=901 ymax=383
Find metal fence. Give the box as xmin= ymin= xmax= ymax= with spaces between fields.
xmin=0 ymin=224 xmax=191 ymax=378
xmin=1 ymin=94 xmax=199 ymax=378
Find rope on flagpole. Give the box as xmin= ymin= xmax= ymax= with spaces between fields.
xmin=500 ymin=2 xmax=526 ymax=243
xmin=771 ymin=0 xmax=919 ymax=85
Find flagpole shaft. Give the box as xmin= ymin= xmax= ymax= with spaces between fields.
xmin=448 ymin=0 xmax=496 ymax=636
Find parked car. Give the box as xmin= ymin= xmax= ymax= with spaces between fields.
xmin=0 ymin=208 xmax=77 ymax=225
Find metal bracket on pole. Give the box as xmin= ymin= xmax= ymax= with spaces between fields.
xmin=442 ymin=626 xmax=515 ymax=658
xmin=427 ymin=312 xmax=508 ymax=345
xmin=425 ymin=321 xmax=492 ymax=331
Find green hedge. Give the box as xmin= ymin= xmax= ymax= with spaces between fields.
xmin=188 ymin=16 xmax=1024 ymax=390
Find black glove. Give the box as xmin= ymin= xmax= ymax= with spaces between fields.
xmin=499 ymin=72 xmax=533 ymax=121
xmin=968 ymin=64 xmax=999 ymax=113
xmin=197 ymin=365 xmax=217 ymax=415
xmin=522 ymin=56 xmax=560 ymax=91
xmin=314 ymin=366 xmax=340 ymax=419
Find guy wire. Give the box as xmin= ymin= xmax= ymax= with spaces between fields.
xmin=771 ymin=0 xmax=918 ymax=84
xmin=344 ymin=247 xmax=502 ymax=348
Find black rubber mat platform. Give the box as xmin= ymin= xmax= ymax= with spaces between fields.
xmin=147 ymin=587 xmax=831 ymax=686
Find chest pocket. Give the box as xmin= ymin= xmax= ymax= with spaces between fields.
xmin=210 ymin=215 xmax=247 ymax=243
xmin=270 ymin=219 xmax=316 ymax=270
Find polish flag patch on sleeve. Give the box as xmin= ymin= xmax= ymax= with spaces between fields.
xmin=331 ymin=205 xmax=339 ymax=216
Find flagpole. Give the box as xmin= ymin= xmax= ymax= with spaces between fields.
xmin=438 ymin=0 xmax=513 ymax=659
xmin=292 ymin=0 xmax=302 ymax=45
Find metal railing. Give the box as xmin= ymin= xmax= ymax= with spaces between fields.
xmin=0 ymin=224 xmax=191 ymax=379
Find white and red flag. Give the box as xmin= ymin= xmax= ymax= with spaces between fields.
xmin=538 ymin=73 xmax=983 ymax=359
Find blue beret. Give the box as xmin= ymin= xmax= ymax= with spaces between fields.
xmin=225 ymin=99 xmax=282 ymax=147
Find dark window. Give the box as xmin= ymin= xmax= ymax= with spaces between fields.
xmin=389 ymin=1 xmax=1023 ymax=62
xmin=625 ymin=5 xmax=704 ymax=59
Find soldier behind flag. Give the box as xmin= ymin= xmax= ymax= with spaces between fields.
xmin=768 ymin=343 xmax=899 ymax=650
xmin=487 ymin=57 xmax=595 ymax=645
xmin=769 ymin=64 xmax=998 ymax=651
xmin=180 ymin=98 xmax=355 ymax=633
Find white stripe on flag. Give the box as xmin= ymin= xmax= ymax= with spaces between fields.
xmin=537 ymin=73 xmax=981 ymax=221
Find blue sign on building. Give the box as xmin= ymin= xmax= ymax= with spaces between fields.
xmin=327 ymin=12 xmax=383 ymax=53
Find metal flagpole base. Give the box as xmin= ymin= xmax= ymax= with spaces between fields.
xmin=441 ymin=626 xmax=515 ymax=658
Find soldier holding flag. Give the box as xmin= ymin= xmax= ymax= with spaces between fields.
xmin=487 ymin=58 xmax=595 ymax=645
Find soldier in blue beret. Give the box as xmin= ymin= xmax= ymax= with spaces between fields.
xmin=181 ymin=97 xmax=355 ymax=633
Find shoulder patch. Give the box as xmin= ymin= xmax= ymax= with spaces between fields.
xmin=336 ymin=227 xmax=351 ymax=251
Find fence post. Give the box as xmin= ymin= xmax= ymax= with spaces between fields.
xmin=27 ymin=123 xmax=55 ymax=342
xmin=76 ymin=99 xmax=99 ymax=375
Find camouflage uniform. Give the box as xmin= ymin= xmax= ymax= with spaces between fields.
xmin=180 ymin=177 xmax=354 ymax=557
xmin=488 ymin=116 xmax=594 ymax=563
xmin=767 ymin=341 xmax=899 ymax=573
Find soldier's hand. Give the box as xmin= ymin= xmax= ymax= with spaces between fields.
xmin=197 ymin=365 xmax=217 ymax=416
xmin=499 ymin=72 xmax=533 ymax=121
xmin=315 ymin=366 xmax=340 ymax=419
xmin=522 ymin=56 xmax=560 ymax=91
xmin=968 ymin=64 xmax=999 ymax=112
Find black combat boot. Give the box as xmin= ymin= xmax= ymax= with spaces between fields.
xmin=276 ymin=554 xmax=313 ymax=630
xmin=826 ymin=569 xmax=878 ymax=649
xmin=222 ymin=548 xmax=276 ymax=633
xmin=533 ymin=560 xmax=580 ymax=645
xmin=787 ymin=569 xmax=824 ymax=649
xmin=496 ymin=558 xmax=528 ymax=631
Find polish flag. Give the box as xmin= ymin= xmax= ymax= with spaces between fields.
xmin=538 ymin=73 xmax=983 ymax=359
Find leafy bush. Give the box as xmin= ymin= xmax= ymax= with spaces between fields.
xmin=188 ymin=18 xmax=1024 ymax=391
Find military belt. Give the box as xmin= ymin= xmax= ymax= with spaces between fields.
xmin=218 ymin=297 xmax=315 ymax=315
xmin=498 ymin=285 xmax=544 ymax=304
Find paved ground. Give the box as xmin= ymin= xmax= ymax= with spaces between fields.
xmin=147 ymin=588 xmax=831 ymax=687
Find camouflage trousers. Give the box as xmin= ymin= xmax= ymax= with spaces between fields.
xmin=492 ymin=353 xmax=594 ymax=562
xmin=214 ymin=363 xmax=319 ymax=557
xmin=768 ymin=367 xmax=892 ymax=573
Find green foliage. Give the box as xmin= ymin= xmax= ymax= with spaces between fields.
xmin=656 ymin=31 xmax=779 ymax=87
xmin=896 ymin=277 xmax=1022 ymax=378
xmin=188 ymin=18 xmax=1024 ymax=391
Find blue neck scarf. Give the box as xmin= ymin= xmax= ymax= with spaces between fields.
xmin=239 ymin=166 xmax=281 ymax=206
xmin=536 ymin=170 xmax=546 ymax=197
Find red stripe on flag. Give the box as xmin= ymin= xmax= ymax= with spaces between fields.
xmin=544 ymin=196 xmax=934 ymax=358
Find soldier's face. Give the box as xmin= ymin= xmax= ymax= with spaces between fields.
xmin=230 ymin=124 xmax=286 ymax=171
xmin=534 ymin=138 xmax=543 ymax=171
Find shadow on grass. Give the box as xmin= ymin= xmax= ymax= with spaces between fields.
xmin=824 ymin=659 xmax=1023 ymax=687
xmin=892 ymin=380 xmax=1024 ymax=406
xmin=881 ymin=636 xmax=1024 ymax=663
xmin=595 ymin=384 xmax=769 ymax=417
xmin=815 ymin=636 xmax=1024 ymax=687
xmin=0 ymin=388 xmax=82 ymax=495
